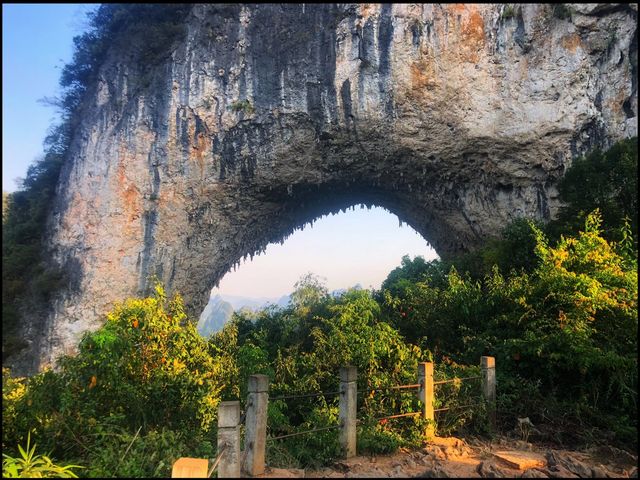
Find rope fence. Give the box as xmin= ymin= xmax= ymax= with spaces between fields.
xmin=434 ymin=375 xmax=481 ymax=385
xmin=206 ymin=445 xmax=227 ymax=478
xmin=355 ymin=383 xmax=422 ymax=395
xmin=356 ymin=411 xmax=422 ymax=424
xmin=434 ymin=402 xmax=482 ymax=413
xmin=267 ymin=423 xmax=341 ymax=441
xmin=270 ymin=390 xmax=342 ymax=401
xmin=172 ymin=357 xmax=497 ymax=478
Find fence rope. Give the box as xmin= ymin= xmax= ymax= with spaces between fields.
xmin=207 ymin=444 xmax=227 ymax=478
xmin=259 ymin=368 xmax=486 ymax=457
xmin=433 ymin=375 xmax=481 ymax=385
xmin=270 ymin=390 xmax=342 ymax=401
xmin=356 ymin=383 xmax=422 ymax=395
xmin=357 ymin=411 xmax=421 ymax=424
xmin=434 ymin=402 xmax=482 ymax=413
xmin=266 ymin=424 xmax=341 ymax=441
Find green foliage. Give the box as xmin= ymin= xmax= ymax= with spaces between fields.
xmin=2 ymin=431 xmax=83 ymax=478
xmin=232 ymin=279 xmax=436 ymax=464
xmin=381 ymin=210 xmax=637 ymax=450
xmin=3 ymin=286 xmax=232 ymax=477
xmin=2 ymin=144 xmax=67 ymax=360
xmin=60 ymin=5 xmax=191 ymax=95
xmin=357 ymin=422 xmax=404 ymax=454
xmin=432 ymin=360 xmax=490 ymax=437
xmin=549 ymin=137 xmax=638 ymax=247
xmin=3 ymin=5 xmax=193 ymax=361
xmin=229 ymin=99 xmax=255 ymax=115
xmin=379 ymin=139 xmax=638 ymax=451
xmin=552 ymin=4 xmax=572 ymax=20
xmin=2 ymin=368 xmax=28 ymax=451
xmin=85 ymin=427 xmax=214 ymax=478
xmin=501 ymin=4 xmax=517 ymax=20
xmin=56 ymin=285 xmax=230 ymax=434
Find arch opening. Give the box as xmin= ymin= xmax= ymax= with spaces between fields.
xmin=196 ymin=203 xmax=438 ymax=336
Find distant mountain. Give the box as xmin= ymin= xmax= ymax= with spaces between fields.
xmin=197 ymin=293 xmax=291 ymax=337
xmin=197 ymin=286 xmax=363 ymax=337
xmin=197 ymin=295 xmax=234 ymax=337
xmin=219 ymin=293 xmax=290 ymax=310
xmin=330 ymin=284 xmax=362 ymax=297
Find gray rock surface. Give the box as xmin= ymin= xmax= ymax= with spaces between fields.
xmin=14 ymin=4 xmax=637 ymax=372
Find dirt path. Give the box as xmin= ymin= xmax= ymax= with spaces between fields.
xmin=256 ymin=436 xmax=638 ymax=478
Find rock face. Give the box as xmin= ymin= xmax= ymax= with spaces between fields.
xmin=23 ymin=4 xmax=637 ymax=370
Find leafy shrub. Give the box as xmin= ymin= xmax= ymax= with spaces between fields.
xmin=549 ymin=137 xmax=637 ymax=247
xmin=229 ymin=99 xmax=255 ymax=115
xmin=552 ymin=4 xmax=572 ymax=20
xmin=86 ymin=427 xmax=214 ymax=478
xmin=272 ymin=406 xmax=342 ymax=469
xmin=3 ymin=285 xmax=237 ymax=475
xmin=2 ymin=431 xmax=83 ymax=478
xmin=2 ymin=369 xmax=28 ymax=451
xmin=380 ymin=209 xmax=637 ymax=450
xmin=55 ymin=284 xmax=231 ymax=434
xmin=3 ymin=5 xmax=193 ymax=363
xmin=230 ymin=281 xmax=433 ymax=465
xmin=357 ymin=422 xmax=404 ymax=454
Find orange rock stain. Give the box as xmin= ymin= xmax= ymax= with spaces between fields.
xmin=358 ymin=3 xmax=377 ymax=20
xmin=458 ymin=7 xmax=485 ymax=63
xmin=560 ymin=33 xmax=582 ymax=54
xmin=410 ymin=58 xmax=437 ymax=97
xmin=116 ymin=143 xmax=141 ymax=223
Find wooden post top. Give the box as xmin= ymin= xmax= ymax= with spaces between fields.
xmin=418 ymin=362 xmax=434 ymax=373
xmin=248 ymin=374 xmax=270 ymax=393
xmin=340 ymin=366 xmax=357 ymax=383
xmin=218 ymin=401 xmax=240 ymax=428
xmin=481 ymin=356 xmax=495 ymax=368
xmin=171 ymin=457 xmax=208 ymax=478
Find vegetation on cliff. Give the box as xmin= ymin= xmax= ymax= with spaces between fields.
xmin=2 ymin=4 xmax=192 ymax=363
xmin=3 ymin=138 xmax=637 ymax=477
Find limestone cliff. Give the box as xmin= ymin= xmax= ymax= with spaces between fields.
xmin=18 ymin=4 xmax=638 ymax=371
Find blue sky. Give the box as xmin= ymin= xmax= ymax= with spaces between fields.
xmin=215 ymin=206 xmax=438 ymax=297
xmin=2 ymin=4 xmax=95 ymax=192
xmin=3 ymin=4 xmax=438 ymax=298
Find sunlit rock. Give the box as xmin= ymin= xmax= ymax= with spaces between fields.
xmin=20 ymin=4 xmax=636 ymax=371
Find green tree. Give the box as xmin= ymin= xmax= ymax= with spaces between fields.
xmin=290 ymin=272 xmax=329 ymax=312
xmin=2 ymin=5 xmax=193 ymax=363
xmin=2 ymin=191 xmax=9 ymax=224
xmin=550 ymin=137 xmax=638 ymax=246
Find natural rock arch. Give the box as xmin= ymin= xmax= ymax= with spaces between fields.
xmin=25 ymin=4 xmax=637 ymax=371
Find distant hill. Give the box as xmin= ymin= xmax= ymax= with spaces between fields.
xmin=197 ymin=287 xmax=361 ymax=337
xmin=219 ymin=293 xmax=291 ymax=310
xmin=197 ymin=293 xmax=291 ymax=337
xmin=197 ymin=295 xmax=234 ymax=337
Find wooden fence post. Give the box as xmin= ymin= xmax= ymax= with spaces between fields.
xmin=243 ymin=374 xmax=269 ymax=476
xmin=418 ymin=362 xmax=435 ymax=440
xmin=217 ymin=401 xmax=241 ymax=478
xmin=339 ymin=366 xmax=357 ymax=458
xmin=481 ymin=356 xmax=496 ymax=428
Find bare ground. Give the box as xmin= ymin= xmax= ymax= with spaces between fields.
xmin=255 ymin=436 xmax=638 ymax=478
